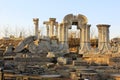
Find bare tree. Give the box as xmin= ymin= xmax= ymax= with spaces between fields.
xmin=28 ymin=26 xmax=34 ymax=36
xmin=40 ymin=25 xmax=46 ymax=37
xmin=15 ymin=26 xmax=19 ymax=37
xmin=90 ymin=27 xmax=96 ymax=39
xmin=2 ymin=25 xmax=10 ymax=37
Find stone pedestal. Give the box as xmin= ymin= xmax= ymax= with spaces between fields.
xmin=33 ymin=18 xmax=39 ymax=38
xmin=97 ymin=24 xmax=111 ymax=54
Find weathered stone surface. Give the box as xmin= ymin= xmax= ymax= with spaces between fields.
xmin=47 ymin=52 xmax=65 ymax=58
xmin=33 ymin=18 xmax=39 ymax=38
xmin=73 ymin=58 xmax=89 ymax=66
xmin=97 ymin=24 xmax=111 ymax=54
xmin=4 ymin=45 xmax=14 ymax=54
xmin=62 ymin=14 xmax=91 ymax=54
xmin=46 ymin=63 xmax=55 ymax=68
xmin=3 ymin=14 xmax=119 ymax=80
xmin=57 ymin=57 xmax=67 ymax=65
xmin=43 ymin=18 xmax=58 ymax=38
xmin=14 ymin=36 xmax=37 ymax=52
xmin=28 ymin=38 xmax=51 ymax=54
xmin=47 ymin=52 xmax=56 ymax=58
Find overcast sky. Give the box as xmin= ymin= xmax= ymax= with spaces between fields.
xmin=0 ymin=0 xmax=120 ymax=39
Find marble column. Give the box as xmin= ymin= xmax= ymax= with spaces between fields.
xmin=43 ymin=21 xmax=50 ymax=37
xmin=97 ymin=24 xmax=111 ymax=53
xmin=33 ymin=18 xmax=39 ymax=38
xmin=58 ymin=23 xmax=62 ymax=41
xmin=55 ymin=22 xmax=58 ymax=38
xmin=79 ymin=28 xmax=82 ymax=49
xmin=46 ymin=24 xmax=49 ymax=37
xmin=60 ymin=22 xmax=69 ymax=53
xmin=49 ymin=18 xmax=56 ymax=37
xmin=44 ymin=18 xmax=57 ymax=38
xmin=79 ymin=24 xmax=91 ymax=54
xmin=86 ymin=24 xmax=91 ymax=48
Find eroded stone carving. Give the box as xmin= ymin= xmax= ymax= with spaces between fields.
xmin=97 ymin=24 xmax=111 ymax=54
xmin=14 ymin=36 xmax=37 ymax=52
xmin=43 ymin=18 xmax=58 ymax=38
xmin=14 ymin=14 xmax=112 ymax=55
xmin=4 ymin=44 xmax=14 ymax=54
xmin=33 ymin=18 xmax=39 ymax=38
xmin=14 ymin=36 xmax=68 ymax=54
xmin=63 ymin=14 xmax=91 ymax=54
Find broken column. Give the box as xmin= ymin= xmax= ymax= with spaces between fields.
xmin=97 ymin=24 xmax=111 ymax=53
xmin=49 ymin=18 xmax=55 ymax=37
xmin=43 ymin=18 xmax=58 ymax=38
xmin=86 ymin=24 xmax=91 ymax=50
xmin=55 ymin=22 xmax=58 ymax=38
xmin=33 ymin=18 xmax=39 ymax=38
xmin=79 ymin=24 xmax=91 ymax=54
xmin=59 ymin=22 xmax=69 ymax=53
xmin=43 ymin=22 xmax=49 ymax=37
xmin=58 ymin=23 xmax=62 ymax=41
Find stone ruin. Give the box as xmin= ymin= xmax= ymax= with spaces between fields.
xmin=12 ymin=14 xmax=112 ymax=54
xmin=2 ymin=14 xmax=120 ymax=80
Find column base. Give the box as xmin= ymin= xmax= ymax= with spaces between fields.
xmin=98 ymin=43 xmax=111 ymax=54
xmin=79 ymin=42 xmax=91 ymax=54
xmin=59 ymin=41 xmax=69 ymax=53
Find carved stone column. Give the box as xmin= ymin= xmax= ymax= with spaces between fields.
xmin=60 ymin=22 xmax=69 ymax=53
xmin=55 ymin=22 xmax=58 ymax=38
xmin=44 ymin=18 xmax=58 ymax=38
xmin=43 ymin=21 xmax=50 ymax=37
xmin=46 ymin=24 xmax=49 ymax=37
xmin=33 ymin=18 xmax=39 ymax=38
xmin=58 ymin=23 xmax=62 ymax=42
xmin=79 ymin=29 xmax=82 ymax=49
xmin=86 ymin=24 xmax=91 ymax=50
xmin=49 ymin=18 xmax=55 ymax=37
xmin=79 ymin=24 xmax=91 ymax=54
xmin=97 ymin=24 xmax=111 ymax=54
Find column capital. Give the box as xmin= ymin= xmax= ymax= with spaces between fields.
xmin=97 ymin=24 xmax=110 ymax=28
xmin=33 ymin=18 xmax=39 ymax=38
xmin=59 ymin=22 xmax=70 ymax=27
xmin=33 ymin=18 xmax=39 ymax=24
xmin=87 ymin=24 xmax=91 ymax=27
xmin=43 ymin=21 xmax=49 ymax=26
xmin=55 ymin=22 xmax=58 ymax=26
xmin=33 ymin=18 xmax=39 ymax=25
xmin=49 ymin=18 xmax=56 ymax=23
